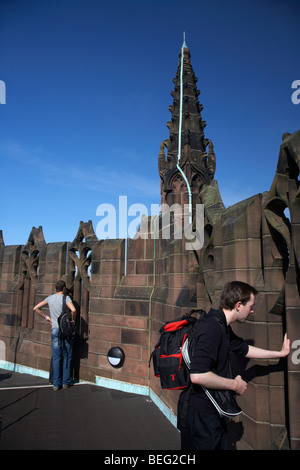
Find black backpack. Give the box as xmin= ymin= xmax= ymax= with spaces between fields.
xmin=57 ymin=294 xmax=76 ymax=341
xmin=150 ymin=309 xmax=206 ymax=390
xmin=150 ymin=308 xmax=242 ymax=427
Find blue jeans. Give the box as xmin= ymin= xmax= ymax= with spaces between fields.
xmin=51 ymin=328 xmax=73 ymax=388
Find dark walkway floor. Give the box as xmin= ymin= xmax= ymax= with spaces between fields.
xmin=0 ymin=369 xmax=180 ymax=451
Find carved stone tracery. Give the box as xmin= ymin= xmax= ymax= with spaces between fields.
xmin=65 ymin=220 xmax=98 ymax=340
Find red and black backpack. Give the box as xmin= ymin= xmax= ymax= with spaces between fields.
xmin=150 ymin=309 xmax=206 ymax=390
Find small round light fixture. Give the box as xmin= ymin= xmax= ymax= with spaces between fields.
xmin=107 ymin=347 xmax=125 ymax=369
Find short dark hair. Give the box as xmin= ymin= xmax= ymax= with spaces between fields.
xmin=55 ymin=280 xmax=66 ymax=292
xmin=220 ymin=281 xmax=258 ymax=310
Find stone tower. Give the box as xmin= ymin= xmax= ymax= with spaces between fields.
xmin=158 ymin=37 xmax=216 ymax=214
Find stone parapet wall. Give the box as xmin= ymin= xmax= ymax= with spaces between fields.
xmin=1 ymin=138 xmax=299 ymax=450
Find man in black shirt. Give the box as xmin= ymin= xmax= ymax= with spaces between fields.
xmin=180 ymin=281 xmax=290 ymax=450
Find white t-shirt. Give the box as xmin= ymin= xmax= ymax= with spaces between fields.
xmin=46 ymin=293 xmax=72 ymax=329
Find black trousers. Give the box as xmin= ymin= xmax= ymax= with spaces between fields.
xmin=180 ymin=405 xmax=228 ymax=450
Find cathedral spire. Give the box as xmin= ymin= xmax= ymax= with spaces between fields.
xmin=158 ymin=39 xmax=216 ymax=208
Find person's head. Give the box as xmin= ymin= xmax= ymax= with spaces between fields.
xmin=55 ymin=279 xmax=66 ymax=293
xmin=220 ymin=281 xmax=258 ymax=320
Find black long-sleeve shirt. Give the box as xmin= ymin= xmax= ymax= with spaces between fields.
xmin=189 ymin=308 xmax=249 ymax=413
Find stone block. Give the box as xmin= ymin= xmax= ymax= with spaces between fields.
xmin=121 ymin=358 xmax=149 ymax=378
xmin=269 ymin=386 xmax=286 ymax=425
xmin=121 ymin=343 xmax=143 ymax=361
xmin=115 ymin=315 xmax=148 ymax=330
xmin=127 ymin=237 xmax=145 ymax=260
xmin=98 ymin=273 xmax=122 ymax=286
xmin=100 ymin=239 xmax=125 ymax=261
xmin=90 ymin=324 xmax=121 ymax=343
xmin=124 ymin=300 xmax=149 ymax=317
xmin=100 ymin=260 xmax=122 ymax=275
xmin=288 ymin=371 xmax=300 ymax=440
xmin=122 ymin=274 xmax=148 ymax=287
xmin=136 ymin=259 xmax=153 ymax=275
xmin=114 ymin=285 xmax=152 ymax=300
xmin=241 ymin=414 xmax=270 ymax=449
xmin=121 ymin=328 xmax=149 ymax=347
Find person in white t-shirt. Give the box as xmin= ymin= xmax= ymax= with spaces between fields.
xmin=34 ymin=280 xmax=76 ymax=390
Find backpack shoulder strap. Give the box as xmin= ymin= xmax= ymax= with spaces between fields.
xmin=62 ymin=293 xmax=67 ymax=312
xmin=177 ymin=385 xmax=192 ymax=431
xmin=210 ymin=310 xmax=234 ymax=377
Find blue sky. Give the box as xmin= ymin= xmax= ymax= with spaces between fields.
xmin=0 ymin=0 xmax=299 ymax=246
